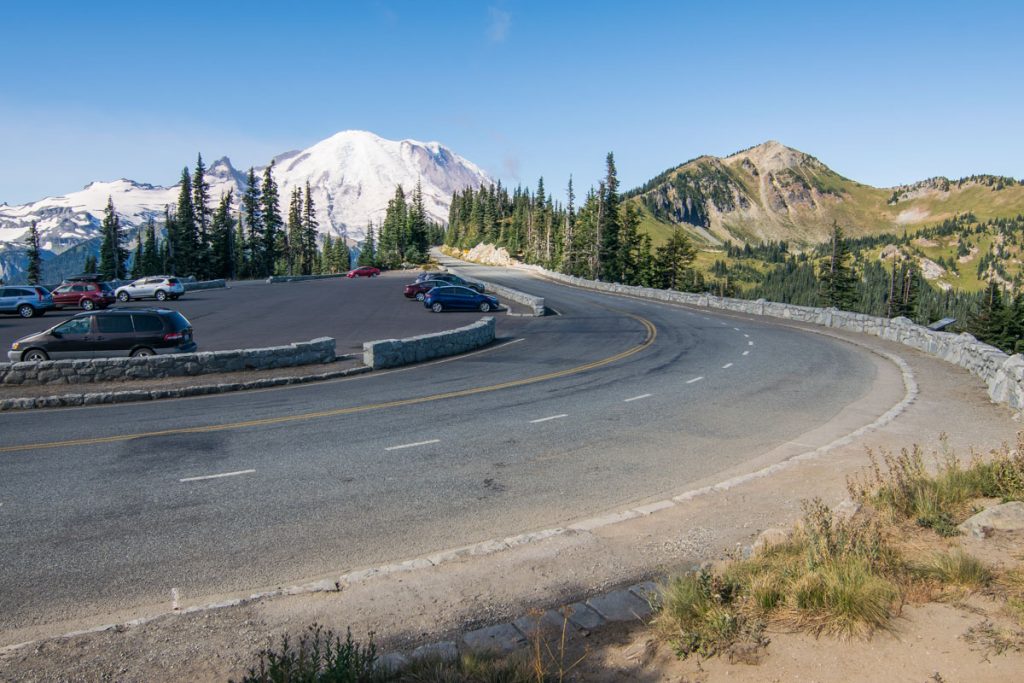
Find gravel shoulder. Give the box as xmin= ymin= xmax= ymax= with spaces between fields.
xmin=1 ymin=323 xmax=1019 ymax=681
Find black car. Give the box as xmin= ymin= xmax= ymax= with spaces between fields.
xmin=8 ymin=308 xmax=196 ymax=362
xmin=415 ymin=272 xmax=485 ymax=292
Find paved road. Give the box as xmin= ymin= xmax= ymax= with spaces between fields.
xmin=0 ymin=265 xmax=884 ymax=638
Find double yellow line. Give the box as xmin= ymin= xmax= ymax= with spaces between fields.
xmin=1 ymin=315 xmax=657 ymax=454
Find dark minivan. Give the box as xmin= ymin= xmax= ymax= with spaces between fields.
xmin=8 ymin=308 xmax=196 ymax=362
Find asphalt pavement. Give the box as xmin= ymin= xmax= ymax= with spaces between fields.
xmin=0 ymin=265 xmax=884 ymax=639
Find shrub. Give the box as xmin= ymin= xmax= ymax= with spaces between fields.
xmin=233 ymin=624 xmax=383 ymax=683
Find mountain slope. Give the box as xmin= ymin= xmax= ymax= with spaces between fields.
xmin=0 ymin=131 xmax=491 ymax=282
xmin=629 ymin=141 xmax=1024 ymax=247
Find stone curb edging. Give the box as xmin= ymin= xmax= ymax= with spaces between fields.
xmin=0 ymin=364 xmax=371 ymax=411
xmin=1 ymin=338 xmax=338 ymax=387
xmin=362 ymin=317 xmax=496 ymax=369
xmin=266 ymin=274 xmax=346 ymax=283
xmin=182 ymin=279 xmax=227 ymax=291
xmin=0 ymin=327 xmax=918 ymax=657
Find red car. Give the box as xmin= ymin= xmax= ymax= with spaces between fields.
xmin=346 ymin=266 xmax=380 ymax=278
xmin=404 ymin=279 xmax=445 ymax=301
xmin=50 ymin=281 xmax=117 ymax=310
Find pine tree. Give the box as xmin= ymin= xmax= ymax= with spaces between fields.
xmin=192 ymin=153 xmax=211 ymax=277
xmin=234 ymin=211 xmax=248 ymax=279
xmin=302 ymin=182 xmax=319 ymax=275
xmin=83 ymin=254 xmax=98 ymax=274
xmin=286 ymin=186 xmax=303 ymax=276
xmin=242 ymin=167 xmax=263 ymax=276
xmin=617 ymin=202 xmax=645 ymax=285
xmin=25 ymin=221 xmax=42 ymax=284
xmin=377 ymin=186 xmax=407 ymax=268
xmin=98 ymin=197 xmax=128 ymax=280
xmin=334 ymin=236 xmax=351 ymax=272
xmin=163 ymin=207 xmax=178 ymax=275
xmin=358 ymin=224 xmax=378 ymax=267
xmin=209 ymin=191 xmax=235 ymax=278
xmin=654 ymin=228 xmax=697 ymax=290
xmin=175 ymin=167 xmax=197 ymax=275
xmin=132 ymin=236 xmax=143 ymax=277
xmin=260 ymin=161 xmax=282 ymax=277
xmin=818 ymin=222 xmax=858 ymax=309
xmin=599 ymin=153 xmax=622 ymax=282
xmin=140 ymin=217 xmax=159 ymax=276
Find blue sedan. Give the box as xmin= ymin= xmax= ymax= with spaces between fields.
xmin=423 ymin=285 xmax=500 ymax=313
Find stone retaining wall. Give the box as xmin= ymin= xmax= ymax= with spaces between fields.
xmin=0 ymin=338 xmax=336 ymax=387
xmin=184 ymin=279 xmax=227 ymax=291
xmin=517 ymin=265 xmax=1024 ymax=410
xmin=363 ymin=318 xmax=495 ymax=369
xmin=266 ymin=274 xmax=346 ymax=283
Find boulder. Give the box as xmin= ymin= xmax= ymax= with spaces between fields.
xmin=958 ymin=501 xmax=1024 ymax=538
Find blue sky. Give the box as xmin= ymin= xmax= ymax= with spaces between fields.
xmin=1 ymin=1 xmax=1021 ymax=205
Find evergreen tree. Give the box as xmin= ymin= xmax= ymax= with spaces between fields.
xmin=818 ymin=221 xmax=858 ymax=309
xmin=132 ymin=236 xmax=143 ymax=277
xmin=98 ymin=197 xmax=128 ymax=280
xmin=242 ymin=167 xmax=263 ymax=276
xmin=140 ymin=217 xmax=159 ymax=276
xmin=358 ymin=224 xmax=378 ymax=267
xmin=334 ymin=236 xmax=351 ymax=272
xmin=286 ymin=186 xmax=303 ymax=276
xmin=234 ymin=211 xmax=248 ymax=278
xmin=209 ymin=191 xmax=235 ymax=278
xmin=260 ymin=161 xmax=282 ymax=277
xmin=377 ymin=185 xmax=407 ymax=268
xmin=969 ymin=282 xmax=1011 ymax=350
xmin=302 ymin=182 xmax=319 ymax=275
xmin=599 ymin=153 xmax=622 ymax=282
xmin=654 ymin=228 xmax=697 ymax=290
xmin=617 ymin=202 xmax=645 ymax=285
xmin=192 ymin=153 xmax=211 ymax=277
xmin=406 ymin=180 xmax=429 ymax=262
xmin=83 ymin=254 xmax=98 ymax=274
xmin=175 ymin=167 xmax=197 ymax=275
xmin=162 ymin=207 xmax=178 ymax=275
xmin=25 ymin=221 xmax=42 ymax=284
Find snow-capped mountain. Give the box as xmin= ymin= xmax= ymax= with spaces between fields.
xmin=0 ymin=131 xmax=491 ymax=282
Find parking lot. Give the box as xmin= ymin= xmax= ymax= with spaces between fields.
xmin=0 ymin=272 xmax=520 ymax=356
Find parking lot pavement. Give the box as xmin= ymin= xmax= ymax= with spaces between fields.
xmin=0 ymin=272 xmax=529 ymax=355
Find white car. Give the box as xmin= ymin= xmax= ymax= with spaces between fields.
xmin=115 ymin=276 xmax=185 ymax=302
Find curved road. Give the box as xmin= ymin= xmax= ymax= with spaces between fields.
xmin=0 ymin=265 xmax=885 ymax=637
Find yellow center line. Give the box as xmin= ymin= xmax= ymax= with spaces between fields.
xmin=1 ymin=315 xmax=657 ymax=454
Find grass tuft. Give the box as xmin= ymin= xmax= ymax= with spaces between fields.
xmin=913 ymin=550 xmax=993 ymax=593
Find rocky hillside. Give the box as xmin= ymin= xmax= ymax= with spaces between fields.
xmin=629 ymin=141 xmax=1024 ymax=247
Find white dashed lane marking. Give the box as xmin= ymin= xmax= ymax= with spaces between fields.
xmin=686 ymin=376 xmax=704 ymax=384
xmin=743 ymin=350 xmax=750 ymax=356
xmin=722 ymin=363 xmax=733 ymax=369
xmin=530 ymin=414 xmax=568 ymax=424
xmin=180 ymin=469 xmax=255 ymax=483
xmin=385 ymin=439 xmax=441 ymax=451
xmin=623 ymin=394 xmax=652 ymax=402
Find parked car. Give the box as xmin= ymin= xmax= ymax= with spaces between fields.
xmin=51 ymin=281 xmax=117 ymax=310
xmin=423 ymin=285 xmax=500 ymax=313
xmin=404 ymin=279 xmax=448 ymax=301
xmin=347 ymin=266 xmax=380 ymax=278
xmin=115 ymin=276 xmax=185 ymax=302
xmin=416 ymin=272 xmax=484 ymax=292
xmin=0 ymin=285 xmax=55 ymax=318
xmin=8 ymin=308 xmax=196 ymax=362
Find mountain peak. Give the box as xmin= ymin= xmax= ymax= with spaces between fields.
xmin=725 ymin=140 xmax=813 ymax=172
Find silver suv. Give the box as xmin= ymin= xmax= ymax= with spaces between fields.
xmin=0 ymin=285 xmax=55 ymax=318
xmin=115 ymin=276 xmax=185 ymax=302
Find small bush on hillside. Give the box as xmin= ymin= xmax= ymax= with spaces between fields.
xmin=233 ymin=624 xmax=383 ymax=683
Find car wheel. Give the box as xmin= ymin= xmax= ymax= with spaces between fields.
xmin=23 ymin=349 xmax=49 ymax=362
xmin=81 ymin=299 xmax=95 ymax=310
xmin=416 ymin=292 xmax=425 ymax=302
xmin=431 ymin=302 xmax=443 ymax=313
xmin=118 ymin=292 xmax=130 ymax=302
xmin=155 ymin=290 xmax=168 ymax=301
xmin=130 ymin=347 xmax=155 ymax=357
xmin=479 ymin=302 xmax=491 ymax=312
xmin=17 ymin=304 xmax=35 ymax=318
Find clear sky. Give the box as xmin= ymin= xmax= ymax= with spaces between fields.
xmin=1 ymin=0 xmax=1021 ymax=206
